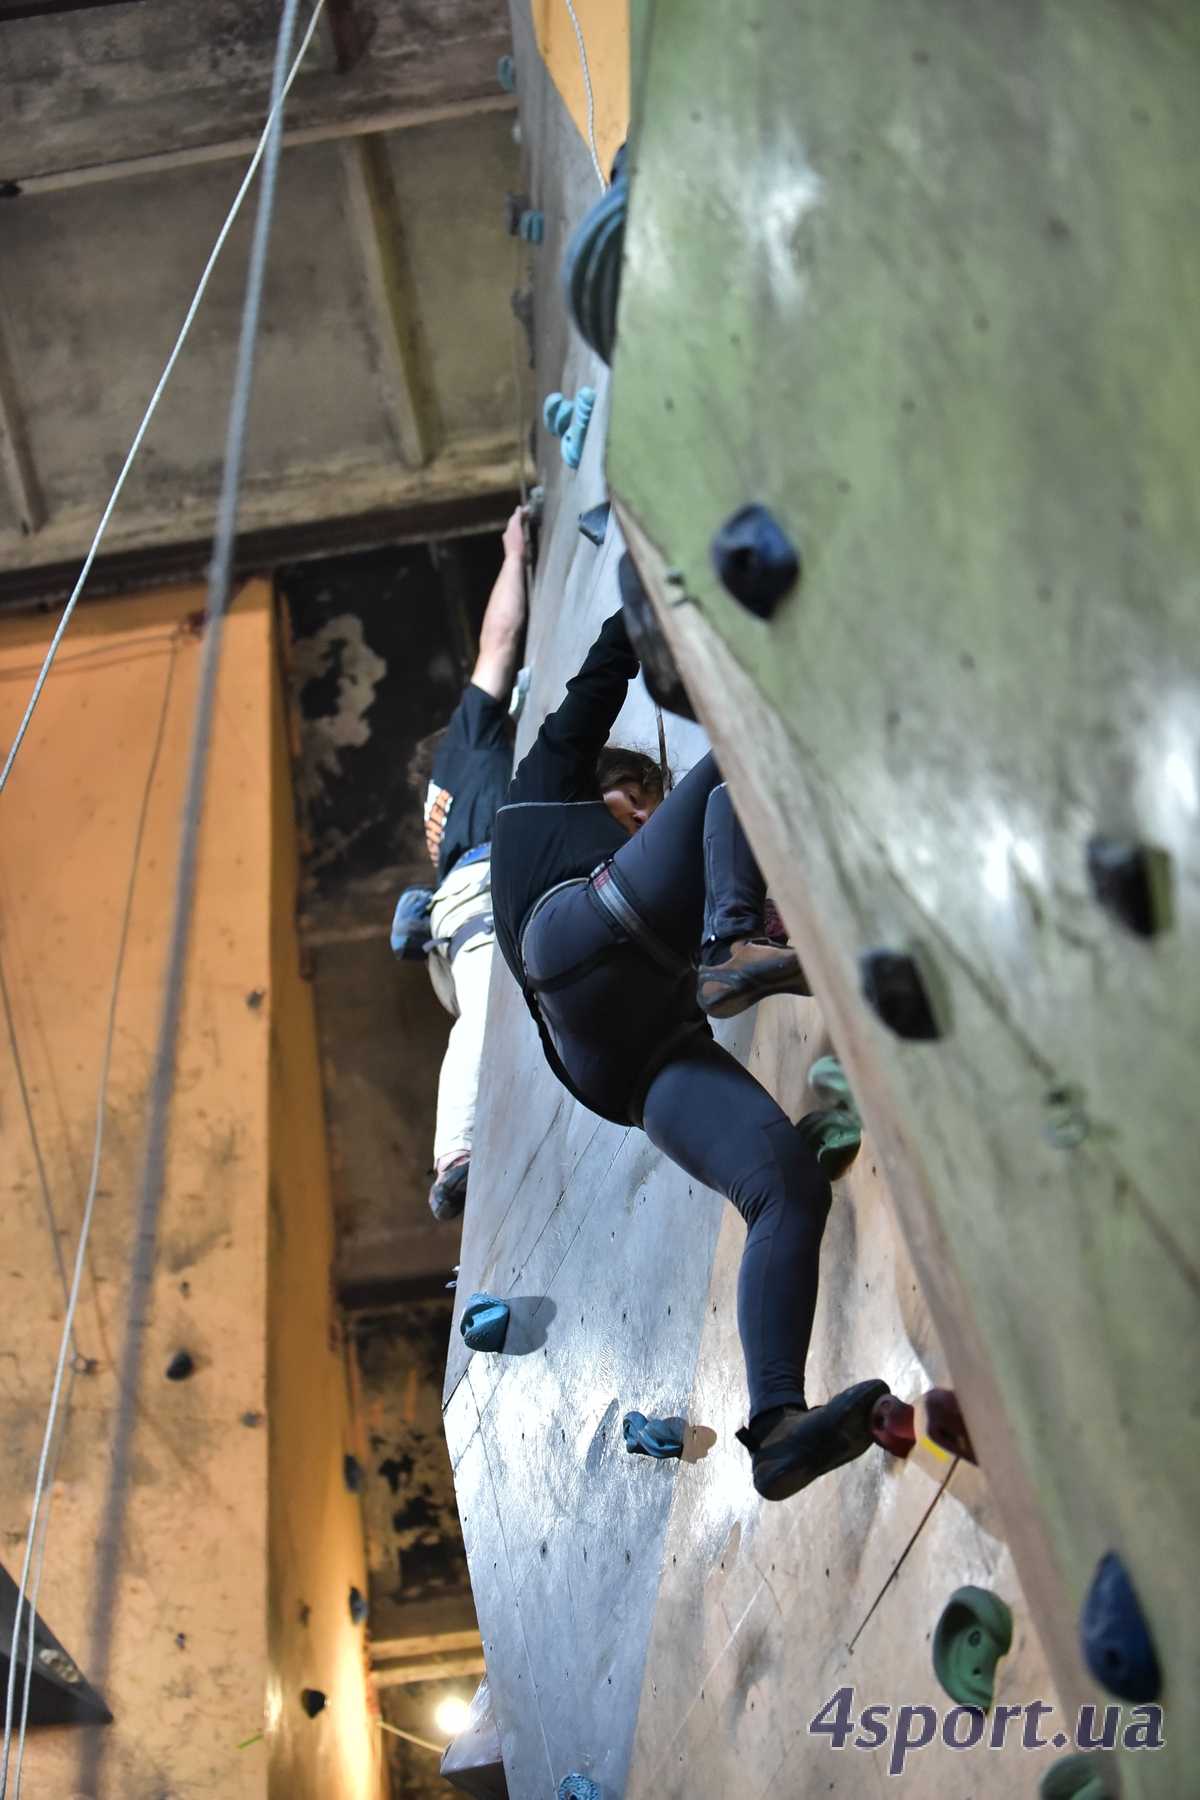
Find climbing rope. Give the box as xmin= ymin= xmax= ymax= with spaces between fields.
xmin=0 ymin=630 xmax=181 ymax=1800
xmin=0 ymin=0 xmax=327 ymax=800
xmin=75 ymin=0 xmax=304 ymax=1782
xmin=562 ymin=0 xmax=606 ymax=192
xmin=846 ymin=1457 xmax=959 ymax=1654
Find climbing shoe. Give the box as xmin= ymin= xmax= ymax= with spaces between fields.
xmin=696 ymin=938 xmax=810 ymax=1019
xmin=736 ymin=1379 xmax=890 ymax=1501
xmin=429 ymin=1155 xmax=469 ymax=1222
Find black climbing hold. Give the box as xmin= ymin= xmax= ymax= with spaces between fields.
xmin=710 ymin=504 xmax=799 ymax=618
xmin=932 ymin=1587 xmax=1012 ymax=1709
xmin=342 ymin=1453 xmax=364 ymax=1493
xmin=241 ymin=1410 xmax=264 ymax=1429
xmin=1079 ymin=1550 xmax=1161 ymax=1703
xmin=348 ymin=1586 xmax=368 ymax=1626
xmin=1086 ymin=836 xmax=1170 ymax=939
xmin=578 ymin=501 xmax=611 ymax=546
xmin=562 ymin=172 xmax=627 ymax=364
xmin=165 ymin=1350 xmax=195 ymax=1382
xmin=245 ymin=988 xmax=265 ymax=1010
xmin=0 ymin=183 xmax=21 ymax=201
xmin=300 ymin=1687 xmax=327 ymax=1718
xmin=858 ymin=949 xmax=942 ymax=1040
xmin=617 ymin=553 xmax=697 ymax=722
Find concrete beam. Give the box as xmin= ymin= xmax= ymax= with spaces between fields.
xmin=372 ymin=1629 xmax=482 ymax=1663
xmin=1 ymin=10 xmax=514 ymax=189
xmin=373 ymin=1653 xmax=487 ymax=1689
xmin=339 ymin=136 xmax=437 ymax=468
xmin=7 ymin=94 xmax=516 ymax=199
xmin=0 ymin=295 xmax=43 ymax=535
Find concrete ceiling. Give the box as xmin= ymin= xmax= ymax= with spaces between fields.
xmin=0 ymin=0 xmax=528 ymax=599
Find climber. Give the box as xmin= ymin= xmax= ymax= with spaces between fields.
xmin=490 ymin=560 xmax=888 ymax=1499
xmin=391 ymin=504 xmax=528 ymax=1222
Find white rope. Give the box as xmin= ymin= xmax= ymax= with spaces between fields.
xmin=0 ymin=632 xmax=180 ymax=1799
xmin=0 ymin=0 xmax=327 ymax=799
xmin=77 ymin=0 xmax=304 ymax=1781
xmin=562 ymin=0 xmax=606 ymax=192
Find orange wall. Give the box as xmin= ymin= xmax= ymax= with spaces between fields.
xmin=533 ymin=0 xmax=629 ymax=175
xmin=0 ymin=584 xmax=384 ymax=1798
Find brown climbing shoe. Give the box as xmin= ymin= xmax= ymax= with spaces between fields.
xmin=736 ymin=1379 xmax=890 ymax=1500
xmin=697 ymin=938 xmax=811 ymax=1019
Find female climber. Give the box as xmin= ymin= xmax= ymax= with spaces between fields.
xmin=489 ymin=560 xmax=888 ymax=1500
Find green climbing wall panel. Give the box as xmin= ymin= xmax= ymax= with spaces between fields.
xmin=608 ymin=6 xmax=1199 ymax=1796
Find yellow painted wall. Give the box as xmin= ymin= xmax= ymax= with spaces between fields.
xmin=0 ymin=584 xmax=384 ymax=1798
xmin=266 ymin=598 xmax=388 ymax=1800
xmin=533 ymin=0 xmax=629 ymax=176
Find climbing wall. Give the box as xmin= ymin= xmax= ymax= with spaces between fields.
xmin=437 ymin=4 xmax=1186 ymax=1795
xmin=603 ymin=3 xmax=1197 ymax=1797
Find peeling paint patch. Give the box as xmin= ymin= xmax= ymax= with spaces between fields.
xmin=291 ymin=613 xmax=388 ymax=801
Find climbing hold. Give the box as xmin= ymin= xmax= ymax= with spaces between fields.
xmin=1086 ymin=836 xmax=1171 ymax=939
xmin=526 ymin=483 xmax=545 ymax=525
xmin=617 ymin=552 xmax=697 ymax=721
xmin=578 ymin=500 xmax=611 ymax=546
xmin=923 ymin=1388 xmax=977 ymax=1464
xmin=342 ymin=1453 xmax=364 ymax=1493
xmin=859 ymin=949 xmax=943 ymax=1040
xmin=519 ymin=210 xmax=544 ymax=244
xmin=300 ymin=1688 xmax=327 ymax=1718
xmin=1042 ymin=1085 xmax=1090 ymax=1150
xmin=871 ymin=1394 xmax=916 ymax=1459
xmin=543 ymin=387 xmax=596 ymax=470
xmin=807 ymin=1055 xmax=855 ymax=1106
xmin=496 ymin=54 xmax=516 ymax=92
xmin=1038 ymin=1751 xmax=1120 ymax=1799
xmin=460 ymin=1293 xmax=511 ymax=1353
xmin=622 ymin=1412 xmax=686 ymax=1460
xmin=508 ymin=665 xmax=531 ymax=722
xmin=165 ymin=1350 xmax=195 ymax=1382
xmin=710 ymin=504 xmax=800 ymax=618
xmin=558 ymin=1776 xmax=601 ymax=1800
xmin=348 ymin=1586 xmax=368 ymax=1626
xmin=1079 ymin=1551 xmax=1161 ymax=1702
xmin=794 ymin=1107 xmax=861 ymax=1180
xmin=932 ymin=1587 xmax=1013 ymax=1710
xmin=562 ymin=165 xmax=627 ymax=363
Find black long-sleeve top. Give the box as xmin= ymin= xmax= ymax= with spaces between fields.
xmin=491 ymin=611 xmax=639 ymax=1111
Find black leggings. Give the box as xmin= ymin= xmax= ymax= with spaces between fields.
xmin=522 ymin=752 xmax=830 ymax=1420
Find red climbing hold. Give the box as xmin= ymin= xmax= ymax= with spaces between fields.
xmin=871 ymin=1395 xmax=916 ymax=1459
xmin=923 ymin=1388 xmax=977 ymax=1465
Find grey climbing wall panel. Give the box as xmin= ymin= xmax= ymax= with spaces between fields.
xmin=607 ymin=4 xmax=1198 ymax=1795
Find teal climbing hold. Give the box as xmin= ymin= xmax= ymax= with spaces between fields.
xmin=519 ymin=209 xmax=544 ymax=244
xmin=460 ymin=1293 xmax=510 ymax=1353
xmin=622 ymin=1411 xmax=685 ymax=1460
xmin=932 ymin=1587 xmax=1013 ymax=1709
xmin=543 ymin=388 xmax=596 ymax=470
xmin=1039 ymin=1751 xmax=1120 ymax=1800
xmin=795 ymin=1107 xmax=862 ymax=1180
xmin=496 ymin=54 xmax=516 ymax=92
xmin=558 ymin=1777 xmax=600 ymax=1800
xmin=807 ymin=1054 xmax=856 ymax=1107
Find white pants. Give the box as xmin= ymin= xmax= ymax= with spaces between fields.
xmin=429 ymin=857 xmax=495 ymax=1167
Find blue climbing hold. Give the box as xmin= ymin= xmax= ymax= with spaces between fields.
xmin=543 ymin=388 xmax=596 ymax=470
xmin=622 ymin=1411 xmax=685 ymax=1460
xmin=460 ymin=1293 xmax=510 ymax=1353
xmin=518 ymin=209 xmax=545 ymax=244
xmin=562 ymin=159 xmax=628 ymax=364
xmin=496 ymin=54 xmax=516 ymax=93
xmin=1079 ymin=1551 xmax=1161 ymax=1703
xmin=710 ymin=503 xmax=800 ymax=618
xmin=558 ymin=1777 xmax=600 ymax=1800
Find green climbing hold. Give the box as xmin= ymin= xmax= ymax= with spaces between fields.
xmin=1039 ymin=1751 xmax=1120 ymax=1800
xmin=931 ymin=1587 xmax=1013 ymax=1710
xmin=807 ymin=1054 xmax=856 ymax=1108
xmin=795 ymin=1106 xmax=861 ymax=1180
